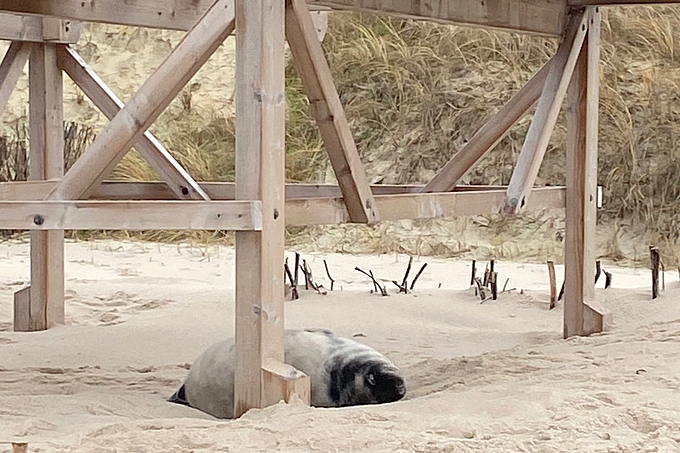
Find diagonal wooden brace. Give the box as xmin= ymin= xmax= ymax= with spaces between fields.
xmin=503 ymin=10 xmax=588 ymax=215
xmin=285 ymin=0 xmax=378 ymax=224
xmin=56 ymin=45 xmax=210 ymax=201
xmin=0 ymin=41 xmax=32 ymax=115
xmin=45 ymin=0 xmax=234 ymax=201
xmin=421 ymin=59 xmax=552 ymax=194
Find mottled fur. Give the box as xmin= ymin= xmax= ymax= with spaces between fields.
xmin=169 ymin=328 xmax=406 ymax=419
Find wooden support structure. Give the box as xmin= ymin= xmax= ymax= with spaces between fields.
xmin=504 ymin=10 xmax=588 ymax=214
xmin=563 ymin=6 xmax=604 ymax=338
xmin=286 ymin=0 xmax=378 ymax=223
xmin=20 ymin=33 xmax=66 ymax=331
xmin=233 ymin=0 xmax=309 ymax=418
xmin=0 ymin=0 xmax=635 ymax=417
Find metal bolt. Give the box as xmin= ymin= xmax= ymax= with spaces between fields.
xmin=181 ymin=186 xmax=189 ymax=196
xmin=274 ymin=208 xmax=280 ymax=220
xmin=33 ymin=215 xmax=44 ymax=226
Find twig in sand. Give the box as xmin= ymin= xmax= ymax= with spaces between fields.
xmin=490 ymin=271 xmax=498 ymax=300
xmin=301 ymin=260 xmax=327 ymax=295
xmin=558 ymin=280 xmax=565 ymax=302
xmin=295 ymin=253 xmax=301 ymax=290
xmin=547 ymin=260 xmax=557 ymax=310
xmin=650 ymin=246 xmax=660 ymax=299
xmin=284 ymin=260 xmax=299 ymax=300
xmin=595 ymin=260 xmax=602 ymax=285
xmin=470 ymin=260 xmax=477 ymax=287
xmin=483 ymin=263 xmax=490 ymax=287
xmin=474 ymin=277 xmax=487 ymax=301
xmin=355 ymin=267 xmax=388 ymax=296
xmin=410 ymin=263 xmax=428 ymax=291
xmin=391 ymin=280 xmax=407 ymax=293
xmin=488 ymin=259 xmax=495 ymax=288
xmin=603 ymin=270 xmax=612 ymax=289
xmin=323 ymin=260 xmax=335 ymax=291
xmin=503 ymin=278 xmax=510 ymax=292
xmin=400 ymin=256 xmax=413 ymax=294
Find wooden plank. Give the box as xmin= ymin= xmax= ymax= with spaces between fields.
xmin=503 ymin=11 xmax=588 ymax=215
xmin=261 ymin=360 xmax=312 ymax=409
xmin=45 ymin=0 xmax=235 ymax=201
xmin=56 ymin=45 xmax=210 ymax=201
xmin=563 ymin=7 xmax=602 ymax=339
xmin=286 ymin=0 xmax=378 ymax=223
xmin=422 ymin=60 xmax=552 ymax=193
xmin=234 ymin=0 xmax=294 ymax=419
xmin=285 ymin=187 xmax=567 ymax=226
xmin=0 ymin=41 xmax=32 ymax=116
xmin=12 ymin=286 xmax=30 ymax=332
xmin=307 ymin=0 xmax=567 ymax=36
xmin=0 ymin=0 xmax=328 ymax=32
xmin=0 ymin=200 xmax=262 ymax=230
xmin=569 ymin=0 xmax=680 ymax=5
xmin=0 ymin=13 xmax=81 ymax=43
xmin=27 ymin=39 xmax=64 ymax=331
xmin=0 ymin=181 xmax=509 ymax=201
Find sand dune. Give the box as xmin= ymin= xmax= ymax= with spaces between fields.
xmin=1 ymin=239 xmax=679 ymax=452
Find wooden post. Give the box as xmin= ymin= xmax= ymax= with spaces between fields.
xmin=234 ymin=0 xmax=309 ymax=418
xmin=650 ymin=246 xmax=660 ymax=299
xmin=19 ymin=38 xmax=65 ymax=331
xmin=0 ymin=41 xmax=32 ymax=115
xmin=564 ymin=7 xmax=603 ymax=339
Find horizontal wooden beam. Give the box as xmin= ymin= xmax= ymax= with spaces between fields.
xmin=0 ymin=200 xmax=262 ymax=230
xmin=286 ymin=187 xmax=566 ymax=226
xmin=0 ymin=181 xmax=509 ymax=201
xmin=0 ymin=0 xmax=328 ymax=32
xmin=568 ymin=0 xmax=680 ymax=5
xmin=0 ymin=13 xmax=81 ymax=43
xmin=307 ymin=0 xmax=568 ymax=36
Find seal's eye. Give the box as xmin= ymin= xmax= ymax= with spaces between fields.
xmin=366 ymin=373 xmax=376 ymax=386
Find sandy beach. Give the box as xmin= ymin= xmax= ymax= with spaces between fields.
xmin=0 ymin=238 xmax=678 ymax=452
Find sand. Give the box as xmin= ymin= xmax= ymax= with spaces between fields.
xmin=0 ymin=238 xmax=679 ymax=452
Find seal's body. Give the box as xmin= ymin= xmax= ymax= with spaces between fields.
xmin=169 ymin=328 xmax=406 ymax=419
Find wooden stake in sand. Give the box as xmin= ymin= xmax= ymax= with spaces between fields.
xmin=603 ymin=270 xmax=612 ymax=289
xmin=594 ymin=259 xmax=601 ymax=285
xmin=12 ymin=442 xmax=28 ymax=453
xmin=474 ymin=277 xmax=487 ymax=301
xmin=547 ymin=260 xmax=557 ymax=309
xmin=490 ymin=271 xmax=498 ymax=300
xmin=470 ymin=259 xmax=477 ymax=287
xmin=650 ymin=245 xmax=660 ymax=299
xmin=410 ymin=263 xmax=428 ymax=291
xmin=323 ymin=259 xmax=335 ymax=291
xmin=284 ymin=259 xmax=299 ymax=300
xmin=355 ymin=267 xmax=388 ymax=296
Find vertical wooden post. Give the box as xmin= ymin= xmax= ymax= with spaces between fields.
xmin=234 ymin=0 xmax=309 ymax=418
xmin=564 ymin=7 xmax=603 ymax=339
xmin=18 ymin=39 xmax=65 ymax=331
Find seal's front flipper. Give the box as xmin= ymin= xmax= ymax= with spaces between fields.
xmin=168 ymin=384 xmax=190 ymax=406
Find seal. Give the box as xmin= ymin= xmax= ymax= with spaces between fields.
xmin=169 ymin=328 xmax=406 ymax=419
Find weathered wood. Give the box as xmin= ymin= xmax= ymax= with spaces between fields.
xmin=234 ymin=0 xmax=297 ymax=419
xmin=261 ymin=361 xmax=312 ymax=408
xmin=0 ymin=14 xmax=81 ymax=43
xmin=650 ymin=246 xmax=660 ymax=299
xmin=56 ymin=45 xmax=210 ymax=201
xmin=13 ymin=286 xmax=30 ymax=332
xmin=422 ymin=60 xmax=551 ymax=193
xmin=27 ymin=39 xmax=64 ymax=331
xmin=569 ymin=0 xmax=680 ymax=4
xmin=0 ymin=41 xmax=32 ymax=116
xmin=564 ymin=7 xmax=603 ymax=339
xmin=11 ymin=442 xmax=28 ymax=453
xmin=547 ymin=260 xmax=557 ymax=309
xmin=45 ymin=0 xmax=235 ymax=201
xmin=0 ymin=0 xmax=567 ymax=35
xmin=504 ymin=10 xmax=588 ymax=214
xmin=307 ymin=0 xmax=567 ymax=36
xmin=286 ymin=0 xmax=378 ymax=223
xmin=0 ymin=181 xmax=508 ymax=201
xmin=286 ymin=186 xmax=566 ymax=226
xmin=0 ymin=200 xmax=262 ymax=230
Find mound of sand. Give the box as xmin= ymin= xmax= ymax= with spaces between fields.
xmin=1 ymin=239 xmax=679 ymax=452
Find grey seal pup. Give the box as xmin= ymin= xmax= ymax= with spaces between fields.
xmin=169 ymin=328 xmax=406 ymax=419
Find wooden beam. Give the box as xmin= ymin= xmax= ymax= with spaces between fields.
xmin=569 ymin=0 xmax=680 ymax=5
xmin=422 ymin=60 xmax=552 ymax=194
xmin=55 ymin=45 xmax=210 ymax=201
xmin=307 ymin=0 xmax=567 ymax=36
xmin=26 ymin=38 xmax=64 ymax=331
xmin=234 ymin=0 xmax=308 ymax=419
xmin=286 ymin=0 xmax=378 ymax=224
xmin=0 ymin=200 xmax=262 ymax=230
xmin=286 ymin=187 xmax=566 ymax=226
xmin=0 ymin=180 xmax=512 ymax=201
xmin=503 ymin=10 xmax=588 ymax=215
xmin=0 ymin=41 xmax=32 ymax=116
xmin=262 ymin=361 xmax=312 ymax=408
xmin=0 ymin=0 xmax=328 ymax=32
xmin=564 ymin=7 xmax=603 ymax=339
xmin=44 ymin=0 xmax=234 ymax=201
xmin=0 ymin=14 xmax=81 ymax=43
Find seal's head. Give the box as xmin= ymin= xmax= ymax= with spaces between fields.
xmin=363 ymin=363 xmax=406 ymax=404
xmin=330 ymin=358 xmax=406 ymax=406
